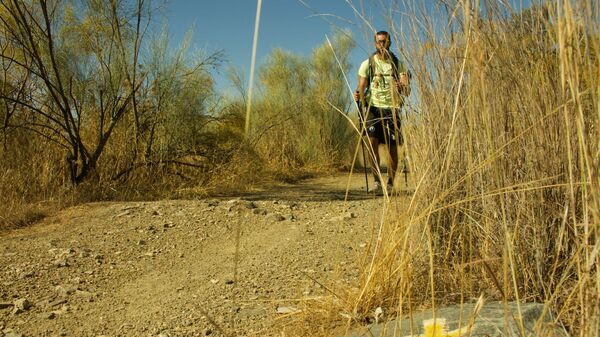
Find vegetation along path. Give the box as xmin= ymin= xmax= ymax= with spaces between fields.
xmin=0 ymin=174 xmax=409 ymax=337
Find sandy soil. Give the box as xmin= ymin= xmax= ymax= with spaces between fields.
xmin=0 ymin=174 xmax=410 ymax=337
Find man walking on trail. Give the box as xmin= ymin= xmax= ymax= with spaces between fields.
xmin=354 ymin=30 xmax=410 ymax=195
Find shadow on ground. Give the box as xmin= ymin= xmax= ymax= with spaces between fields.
xmin=210 ymin=173 xmax=414 ymax=202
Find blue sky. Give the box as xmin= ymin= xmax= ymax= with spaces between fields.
xmin=163 ymin=0 xmax=532 ymax=94
xmin=163 ymin=0 xmax=416 ymax=93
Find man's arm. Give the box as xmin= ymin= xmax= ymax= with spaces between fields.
xmin=398 ymin=72 xmax=410 ymax=96
xmin=354 ymin=76 xmax=368 ymax=103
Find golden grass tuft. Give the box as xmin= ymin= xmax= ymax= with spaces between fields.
xmin=295 ymin=1 xmax=599 ymax=336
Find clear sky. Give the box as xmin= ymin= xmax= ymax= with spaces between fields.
xmin=163 ymin=0 xmax=532 ymax=95
xmin=164 ymin=0 xmax=381 ymax=94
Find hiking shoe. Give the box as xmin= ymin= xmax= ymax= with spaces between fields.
xmin=369 ymin=181 xmax=383 ymax=195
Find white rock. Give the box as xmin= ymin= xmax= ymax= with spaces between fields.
xmin=55 ymin=285 xmax=78 ymax=296
xmin=328 ymin=212 xmax=356 ymax=223
xmin=13 ymin=299 xmax=31 ymax=311
xmin=4 ymin=331 xmax=25 ymax=337
xmin=75 ymin=290 xmax=95 ymax=300
xmin=267 ymin=213 xmax=285 ymax=222
xmin=276 ymin=306 xmax=300 ymax=314
xmin=115 ymin=211 xmax=131 ymax=218
xmin=53 ymin=259 xmax=69 ymax=268
xmin=374 ymin=306 xmax=384 ymax=323
xmin=252 ymin=208 xmax=267 ymax=215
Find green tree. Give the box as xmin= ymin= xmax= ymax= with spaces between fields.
xmin=0 ymin=0 xmax=148 ymax=184
xmin=118 ymin=26 xmax=224 ymax=174
xmin=252 ymin=30 xmax=355 ymax=170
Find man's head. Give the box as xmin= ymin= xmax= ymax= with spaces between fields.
xmin=374 ymin=31 xmax=391 ymax=54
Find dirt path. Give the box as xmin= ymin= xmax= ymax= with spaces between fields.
xmin=0 ymin=174 xmax=409 ymax=337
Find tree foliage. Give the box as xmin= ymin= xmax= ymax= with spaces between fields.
xmin=0 ymin=0 xmax=149 ymax=184
xmin=0 ymin=0 xmax=225 ymax=189
xmin=251 ymin=30 xmax=356 ymax=170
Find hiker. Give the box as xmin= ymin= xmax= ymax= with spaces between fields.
xmin=354 ymin=30 xmax=410 ymax=195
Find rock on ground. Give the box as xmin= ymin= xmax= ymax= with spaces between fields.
xmin=344 ymin=301 xmax=569 ymax=337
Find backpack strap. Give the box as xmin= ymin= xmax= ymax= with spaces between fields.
xmin=360 ymin=54 xmax=375 ymax=110
xmin=390 ymin=52 xmax=400 ymax=81
xmin=365 ymin=54 xmax=375 ymax=95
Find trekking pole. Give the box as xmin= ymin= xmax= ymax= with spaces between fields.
xmin=355 ymin=92 xmax=369 ymax=194
xmin=402 ymin=156 xmax=409 ymax=188
xmin=401 ymin=103 xmax=411 ymax=189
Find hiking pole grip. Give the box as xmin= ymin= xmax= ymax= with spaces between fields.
xmin=355 ymin=92 xmax=369 ymax=195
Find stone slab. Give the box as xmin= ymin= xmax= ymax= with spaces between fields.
xmin=344 ymin=301 xmax=569 ymax=337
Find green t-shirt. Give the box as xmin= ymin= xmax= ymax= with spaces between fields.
xmin=358 ymin=55 xmax=406 ymax=109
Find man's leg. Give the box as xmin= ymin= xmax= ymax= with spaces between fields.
xmin=365 ymin=107 xmax=385 ymax=193
xmin=367 ymin=136 xmax=381 ymax=183
xmin=387 ymin=143 xmax=398 ymax=186
xmin=386 ymin=111 xmax=402 ymax=188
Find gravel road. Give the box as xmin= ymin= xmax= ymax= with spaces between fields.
xmin=0 ymin=174 xmax=409 ymax=337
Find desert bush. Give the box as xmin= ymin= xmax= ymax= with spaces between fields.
xmin=249 ymin=31 xmax=356 ymax=173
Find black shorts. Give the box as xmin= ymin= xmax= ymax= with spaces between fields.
xmin=361 ymin=106 xmax=403 ymax=146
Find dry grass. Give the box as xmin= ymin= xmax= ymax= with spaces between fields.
xmin=0 ymin=106 xmax=263 ymax=231
xmin=0 ymin=136 xmax=66 ymax=231
xmin=295 ymin=1 xmax=599 ymax=336
xmin=1 ymin=1 xmax=597 ymax=336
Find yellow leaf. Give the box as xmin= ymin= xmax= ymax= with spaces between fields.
xmin=404 ymin=318 xmax=469 ymax=337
